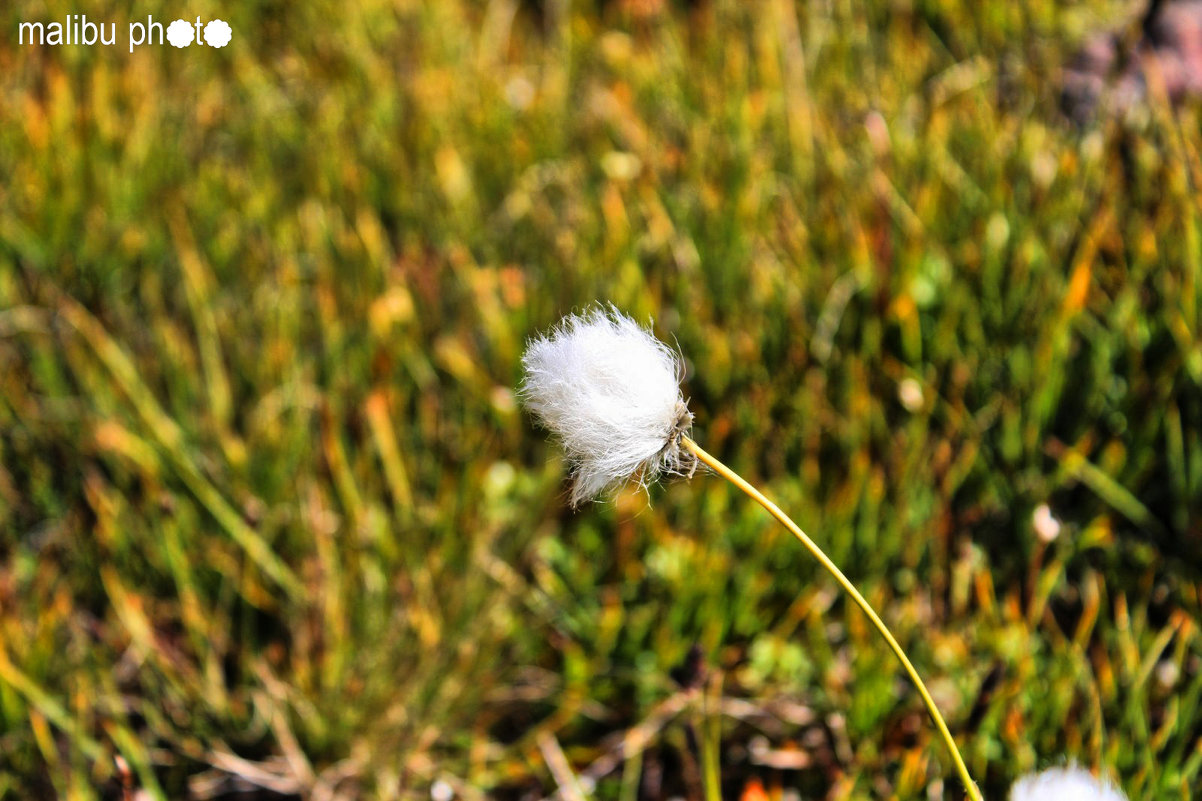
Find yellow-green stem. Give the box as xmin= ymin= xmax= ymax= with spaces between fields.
xmin=681 ymin=437 xmax=983 ymax=801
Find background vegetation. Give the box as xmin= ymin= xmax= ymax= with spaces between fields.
xmin=2 ymin=0 xmax=1201 ymax=798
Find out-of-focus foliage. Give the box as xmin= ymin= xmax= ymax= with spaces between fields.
xmin=1 ymin=0 xmax=1200 ymax=798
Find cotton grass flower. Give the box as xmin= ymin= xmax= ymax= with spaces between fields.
xmin=520 ymin=305 xmax=983 ymax=800
xmin=1011 ymin=766 xmax=1127 ymax=801
xmin=520 ymin=306 xmax=693 ymax=506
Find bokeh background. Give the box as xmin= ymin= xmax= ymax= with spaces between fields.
xmin=2 ymin=1 xmax=1201 ymax=798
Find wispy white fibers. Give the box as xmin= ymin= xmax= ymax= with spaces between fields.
xmin=1011 ymin=767 xmax=1128 ymax=801
xmin=520 ymin=306 xmax=693 ymax=506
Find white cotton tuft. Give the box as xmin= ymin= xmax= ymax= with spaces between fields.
xmin=520 ymin=306 xmax=693 ymax=506
xmin=1010 ymin=766 xmax=1128 ymax=801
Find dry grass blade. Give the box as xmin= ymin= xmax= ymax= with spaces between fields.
xmin=537 ymin=731 xmax=590 ymax=801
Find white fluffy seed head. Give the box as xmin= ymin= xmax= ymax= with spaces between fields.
xmin=1010 ymin=767 xmax=1128 ymax=801
xmin=520 ymin=306 xmax=693 ymax=507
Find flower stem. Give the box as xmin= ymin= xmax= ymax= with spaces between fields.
xmin=681 ymin=437 xmax=983 ymax=801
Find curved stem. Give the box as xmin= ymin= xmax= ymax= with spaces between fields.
xmin=681 ymin=437 xmax=983 ymax=801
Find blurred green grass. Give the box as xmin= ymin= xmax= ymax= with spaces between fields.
xmin=1 ymin=0 xmax=1201 ymax=798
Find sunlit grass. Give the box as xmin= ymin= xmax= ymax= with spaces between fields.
xmin=1 ymin=0 xmax=1200 ymax=798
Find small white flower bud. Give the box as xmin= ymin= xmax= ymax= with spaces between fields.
xmin=1011 ymin=766 xmax=1127 ymax=801
xmin=898 ymin=378 xmax=924 ymax=412
xmin=1033 ymin=503 xmax=1062 ymax=543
